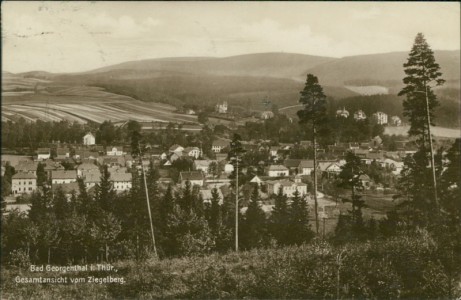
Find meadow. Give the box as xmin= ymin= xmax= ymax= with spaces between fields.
xmin=1 ymin=230 xmax=458 ymax=299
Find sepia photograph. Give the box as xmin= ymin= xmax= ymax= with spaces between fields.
xmin=1 ymin=1 xmax=460 ymax=299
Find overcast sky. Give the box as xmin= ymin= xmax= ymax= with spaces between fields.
xmin=2 ymin=1 xmax=460 ymax=73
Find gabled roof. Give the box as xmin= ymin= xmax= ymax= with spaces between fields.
xmin=76 ymin=163 xmax=99 ymax=171
xmin=184 ymin=147 xmax=200 ymax=153
xmin=267 ymin=164 xmax=289 ymax=171
xmin=16 ymin=162 xmax=38 ymax=172
xmin=212 ymin=139 xmax=230 ymax=147
xmin=180 ymin=171 xmax=204 ymax=181
xmin=37 ymin=148 xmax=50 ymax=154
xmin=169 ymin=144 xmax=183 ymax=152
xmin=299 ymin=160 xmax=314 ymax=169
xmin=110 ymin=172 xmax=132 ymax=182
xmin=12 ymin=172 xmax=37 ymax=179
xmin=52 ymin=170 xmax=77 ymax=180
xmin=194 ymin=160 xmax=215 ymax=168
xmin=52 ymin=182 xmax=80 ymax=194
xmin=283 ymin=159 xmax=301 ymax=168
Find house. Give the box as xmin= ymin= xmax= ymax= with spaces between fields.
xmin=269 ymin=146 xmax=281 ymax=159
xmin=43 ymin=160 xmax=65 ymax=180
xmin=180 ymin=171 xmax=205 ymax=187
xmin=110 ymin=172 xmax=132 ymax=192
xmin=266 ymin=165 xmax=289 ymax=177
xmin=205 ymin=174 xmax=232 ymax=188
xmin=223 ymin=162 xmax=234 ymax=174
xmin=194 ymin=160 xmax=217 ymax=176
xmin=106 ymin=146 xmax=125 ymax=156
xmin=169 ymin=152 xmax=182 ymax=162
xmin=83 ymin=132 xmax=96 ymax=145
xmin=74 ymin=149 xmax=99 ymax=161
xmin=215 ymin=153 xmax=228 ymax=161
xmin=371 ymin=136 xmax=383 ymax=148
xmin=51 ymin=170 xmax=77 ymax=185
xmin=169 ymin=144 xmax=184 ymax=153
xmin=83 ymin=171 xmax=101 ymax=189
xmin=260 ymin=111 xmax=275 ymax=120
xmin=336 ymin=107 xmax=349 ymax=118
xmin=200 ymin=188 xmax=224 ymax=205
xmin=55 ymin=147 xmax=70 ymax=160
xmin=52 ymin=182 xmax=80 ymax=198
xmin=37 ymin=148 xmax=51 ymax=161
xmin=250 ymin=175 xmax=264 ymax=184
xmin=283 ymin=159 xmax=302 ymax=174
xmin=382 ymin=159 xmax=404 ymax=175
xmin=298 ymin=160 xmax=315 ymax=175
xmin=215 ymin=101 xmax=228 ymax=114
xmin=76 ymin=163 xmax=99 ymax=178
xmin=391 ymin=116 xmax=402 ymax=126
xmin=12 ymin=172 xmax=37 ymax=195
xmin=266 ymin=179 xmax=308 ymax=198
xmin=183 ymin=147 xmax=201 ymax=159
xmin=212 ymin=139 xmax=230 ymax=153
xmin=16 ymin=162 xmax=39 ymax=175
xmin=357 ymin=174 xmax=372 ymax=189
xmin=325 ymin=162 xmax=342 ymax=175
xmin=354 ymin=110 xmax=367 ymax=121
xmin=372 ymin=112 xmax=388 ymax=125
xmin=101 ymin=156 xmax=125 ymax=167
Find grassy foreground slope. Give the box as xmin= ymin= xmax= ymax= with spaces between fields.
xmin=2 ymin=231 xmax=458 ymax=299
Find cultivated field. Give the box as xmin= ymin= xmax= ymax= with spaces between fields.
xmin=1 ymin=86 xmax=198 ymax=124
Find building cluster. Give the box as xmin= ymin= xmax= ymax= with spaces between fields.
xmin=3 ymin=127 xmax=416 ymax=217
xmin=335 ymin=108 xmax=402 ymax=126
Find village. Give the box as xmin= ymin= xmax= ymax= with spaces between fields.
xmin=1 ymin=106 xmax=416 ymax=231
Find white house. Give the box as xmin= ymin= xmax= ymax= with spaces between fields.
xmin=250 ymin=175 xmax=264 ymax=184
xmin=183 ymin=147 xmax=201 ymax=159
xmin=106 ymin=146 xmax=125 ymax=156
xmin=180 ymin=171 xmax=205 ymax=187
xmin=212 ymin=139 xmax=230 ymax=153
xmin=353 ymin=110 xmax=367 ymax=121
xmin=372 ymin=112 xmax=388 ymax=125
xmin=298 ymin=160 xmax=315 ymax=175
xmin=216 ymin=101 xmax=228 ymax=114
xmin=169 ymin=144 xmax=184 ymax=153
xmin=37 ymin=148 xmax=51 ymax=161
xmin=266 ymin=165 xmax=289 ymax=177
xmin=261 ymin=111 xmax=275 ymax=120
xmin=83 ymin=133 xmax=96 ymax=145
xmin=12 ymin=172 xmax=37 ymax=195
xmin=194 ymin=160 xmax=218 ymax=176
xmin=266 ymin=179 xmax=308 ymax=198
xmin=110 ymin=172 xmax=132 ymax=192
xmin=224 ymin=163 xmax=234 ymax=174
xmin=336 ymin=107 xmax=349 ymax=118
xmin=51 ymin=170 xmax=77 ymax=185
xmin=391 ymin=116 xmax=402 ymax=126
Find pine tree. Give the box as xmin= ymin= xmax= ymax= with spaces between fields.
xmin=287 ymin=189 xmax=313 ymax=245
xmin=269 ymin=186 xmax=290 ymax=246
xmin=240 ymin=185 xmax=268 ymax=250
xmin=36 ymin=162 xmax=47 ymax=187
xmin=398 ymin=33 xmax=445 ymax=209
xmin=297 ymin=74 xmax=328 ymax=236
xmin=94 ymin=165 xmax=115 ymax=212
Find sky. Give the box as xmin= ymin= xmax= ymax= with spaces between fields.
xmin=2 ymin=1 xmax=460 ymax=73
